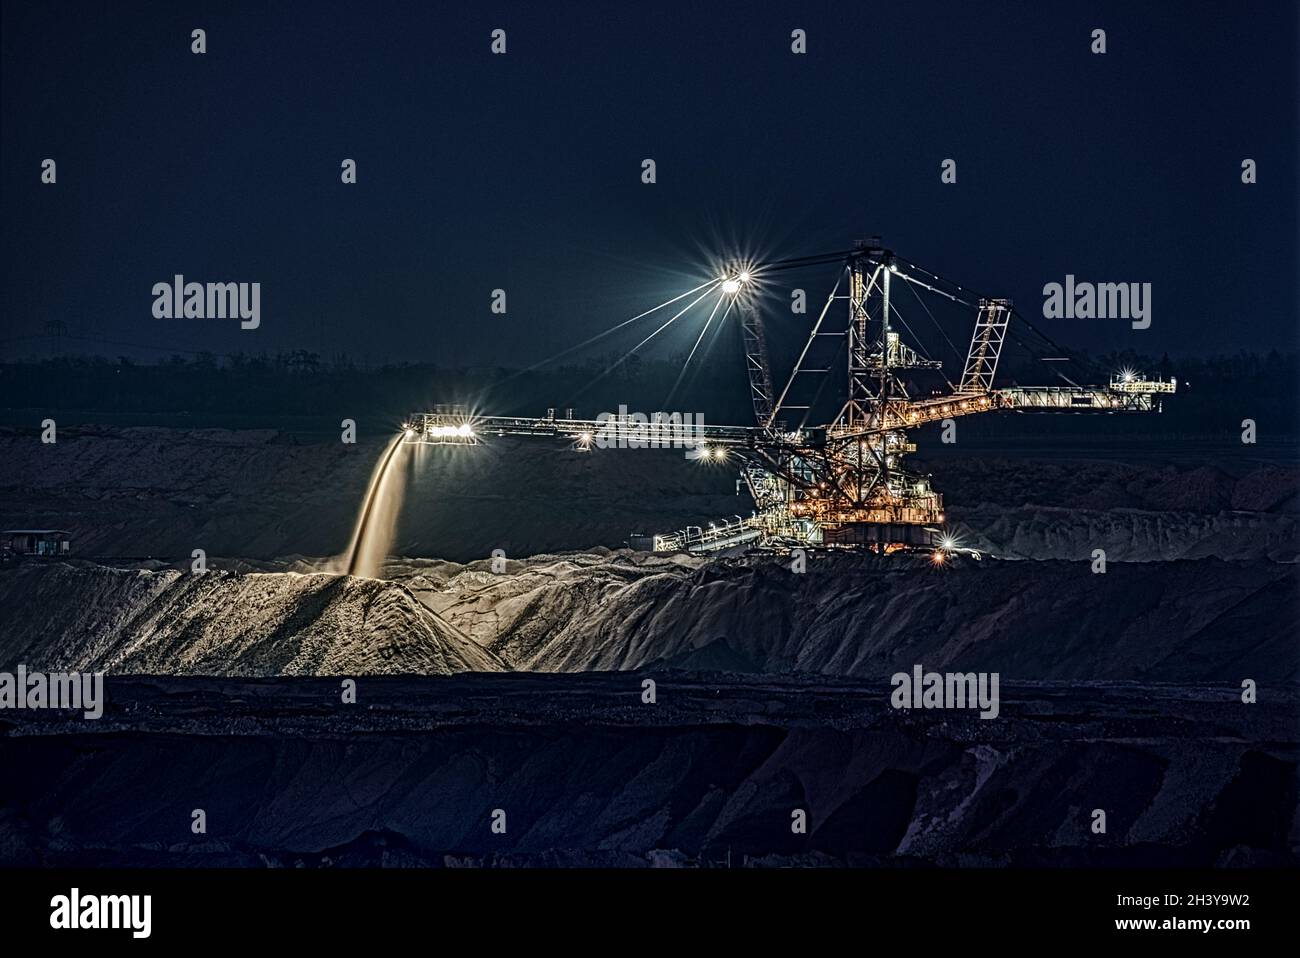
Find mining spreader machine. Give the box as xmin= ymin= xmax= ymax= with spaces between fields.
xmin=405 ymin=239 xmax=1174 ymax=557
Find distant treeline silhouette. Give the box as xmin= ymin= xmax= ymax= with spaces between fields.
xmin=1 ymin=348 xmax=1294 ymax=439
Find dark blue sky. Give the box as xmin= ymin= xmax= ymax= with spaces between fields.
xmin=3 ymin=0 xmax=1296 ymax=367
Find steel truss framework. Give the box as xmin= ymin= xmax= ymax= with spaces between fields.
xmin=406 ymin=240 xmax=1175 ymax=554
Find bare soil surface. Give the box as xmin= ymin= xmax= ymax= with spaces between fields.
xmin=1 ymin=675 xmax=1294 ymax=868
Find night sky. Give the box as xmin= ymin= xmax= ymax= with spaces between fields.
xmin=2 ymin=0 xmax=1296 ymax=367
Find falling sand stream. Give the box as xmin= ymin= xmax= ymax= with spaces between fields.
xmin=340 ymin=433 xmax=409 ymax=579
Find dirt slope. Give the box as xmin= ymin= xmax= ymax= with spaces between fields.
xmin=2 ymin=426 xmax=1295 ymax=561
xmin=399 ymin=551 xmax=1298 ymax=682
xmin=0 ymin=562 xmax=503 ymax=675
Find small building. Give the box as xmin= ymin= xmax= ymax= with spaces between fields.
xmin=1 ymin=529 xmax=72 ymax=557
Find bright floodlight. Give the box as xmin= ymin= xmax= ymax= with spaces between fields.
xmin=738 ymin=271 xmax=751 ymax=283
xmin=722 ymin=278 xmax=741 ymax=294
xmin=404 ymin=428 xmax=415 ymax=438
xmin=940 ymin=536 xmax=956 ymax=550
xmin=426 ymin=423 xmax=475 ymax=438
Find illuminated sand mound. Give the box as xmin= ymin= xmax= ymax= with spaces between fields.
xmin=4 ymin=551 xmax=1295 ymax=681
xmin=0 ymin=564 xmax=504 ymax=676
xmin=395 ymin=551 xmax=1299 ymax=681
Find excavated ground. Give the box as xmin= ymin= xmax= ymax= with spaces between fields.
xmin=2 ymin=676 xmax=1295 ymax=868
xmin=1 ymin=425 xmax=1296 ymax=866
xmin=3 ymin=550 xmax=1294 ymax=682
xmin=1 ymin=427 xmax=1296 ymax=562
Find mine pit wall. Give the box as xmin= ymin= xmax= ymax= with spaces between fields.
xmin=0 ymin=427 xmax=1296 ymax=563
xmin=1 ymin=679 xmax=1294 ymax=868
